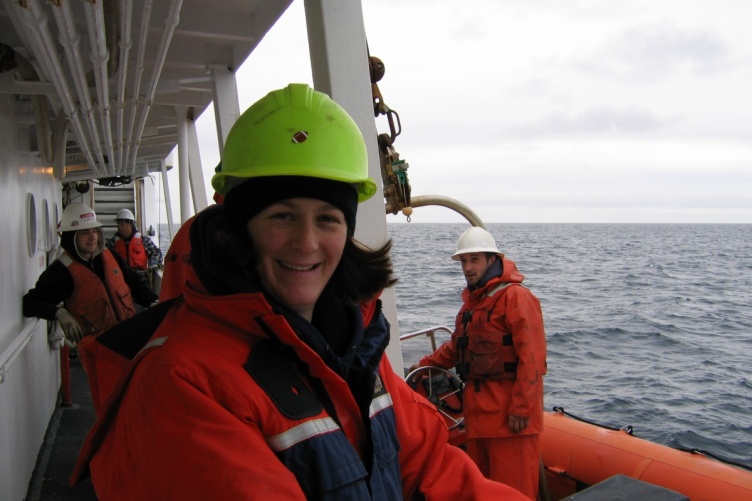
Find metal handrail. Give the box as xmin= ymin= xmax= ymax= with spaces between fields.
xmin=0 ymin=318 xmax=43 ymax=383
xmin=399 ymin=325 xmax=453 ymax=353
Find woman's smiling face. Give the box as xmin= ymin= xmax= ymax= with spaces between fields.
xmin=247 ymin=197 xmax=348 ymax=321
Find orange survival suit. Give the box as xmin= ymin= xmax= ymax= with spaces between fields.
xmin=418 ymin=257 xmax=547 ymax=499
xmin=158 ymin=213 xmax=199 ymax=301
xmin=71 ymin=205 xmax=529 ymax=500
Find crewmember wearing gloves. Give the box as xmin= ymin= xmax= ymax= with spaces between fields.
xmin=410 ymin=227 xmax=547 ymax=500
xmin=71 ymin=84 xmax=529 ymax=500
xmin=23 ymin=203 xmax=158 ymax=345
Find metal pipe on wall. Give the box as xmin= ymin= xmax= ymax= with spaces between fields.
xmin=127 ymin=0 xmax=182 ymax=170
xmin=8 ymin=0 xmax=101 ymax=174
xmin=49 ymin=1 xmax=107 ymax=171
xmin=83 ymin=0 xmax=116 ymax=173
xmin=123 ymin=0 xmax=154 ymax=175
xmin=115 ymin=0 xmax=134 ymax=172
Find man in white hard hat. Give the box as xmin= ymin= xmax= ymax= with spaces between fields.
xmin=409 ymin=226 xmax=547 ymax=500
xmin=107 ymin=208 xmax=163 ymax=272
xmin=23 ymin=203 xmax=158 ymax=347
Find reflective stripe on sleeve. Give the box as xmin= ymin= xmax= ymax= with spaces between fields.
xmin=369 ymin=393 xmax=393 ymax=418
xmin=266 ymin=417 xmax=340 ymax=451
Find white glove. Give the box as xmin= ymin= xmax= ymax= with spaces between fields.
xmin=55 ymin=308 xmax=84 ymax=343
xmin=47 ymin=327 xmax=64 ymax=350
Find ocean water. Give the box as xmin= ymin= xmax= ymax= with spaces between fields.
xmin=391 ymin=223 xmax=752 ymax=470
xmin=160 ymin=223 xmax=752 ymax=469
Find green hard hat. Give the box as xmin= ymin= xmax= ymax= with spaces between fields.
xmin=212 ymin=83 xmax=377 ymax=202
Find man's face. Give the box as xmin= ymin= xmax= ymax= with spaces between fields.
xmin=458 ymin=252 xmax=495 ymax=288
xmin=117 ymin=220 xmax=133 ymax=238
xmin=75 ymin=228 xmax=99 ymax=259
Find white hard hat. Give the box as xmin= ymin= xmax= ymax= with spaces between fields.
xmin=452 ymin=226 xmax=504 ymax=261
xmin=59 ymin=203 xmax=103 ymax=232
xmin=116 ymin=208 xmax=136 ymax=221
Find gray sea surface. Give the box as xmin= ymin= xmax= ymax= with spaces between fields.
xmin=161 ymin=222 xmax=752 ymax=469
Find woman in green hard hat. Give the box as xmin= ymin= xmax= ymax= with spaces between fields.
xmin=75 ymin=84 xmax=527 ymax=500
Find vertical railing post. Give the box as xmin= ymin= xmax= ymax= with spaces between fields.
xmin=60 ymin=345 xmax=73 ymax=406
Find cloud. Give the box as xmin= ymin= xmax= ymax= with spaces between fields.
xmin=392 ymin=136 xmax=752 ymax=224
xmin=504 ymin=106 xmax=679 ymax=137
xmin=171 ymin=0 xmax=752 ymax=224
xmin=575 ymin=24 xmax=730 ymax=81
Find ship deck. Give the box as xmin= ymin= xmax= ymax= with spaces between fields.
xmin=27 ymin=355 xmax=97 ymax=500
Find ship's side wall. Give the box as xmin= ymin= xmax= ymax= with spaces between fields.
xmin=0 ymin=93 xmax=63 ymax=500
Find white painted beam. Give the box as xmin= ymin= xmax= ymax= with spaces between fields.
xmin=187 ymin=117 xmax=208 ymax=212
xmin=304 ymin=0 xmax=403 ymax=373
xmin=211 ymin=64 xmax=241 ymax=154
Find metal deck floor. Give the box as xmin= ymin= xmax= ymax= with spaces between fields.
xmin=27 ymin=355 xmax=98 ymax=501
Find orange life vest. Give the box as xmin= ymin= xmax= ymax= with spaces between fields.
xmin=113 ymin=233 xmax=148 ymax=270
xmin=59 ymin=249 xmax=136 ymax=337
xmin=456 ymin=282 xmax=520 ymax=380
xmin=420 ymin=259 xmax=547 ymax=438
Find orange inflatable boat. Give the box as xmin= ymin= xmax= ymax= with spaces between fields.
xmin=541 ymin=409 xmax=752 ymax=500
xmin=406 ymin=367 xmax=752 ymax=500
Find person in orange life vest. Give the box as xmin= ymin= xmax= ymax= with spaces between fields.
xmin=409 ymin=226 xmax=547 ymax=500
xmin=73 ymin=84 xmax=529 ymax=500
xmin=107 ymin=208 xmax=163 ymax=271
xmin=23 ymin=203 xmax=159 ymax=345
xmin=159 ymin=162 xmax=224 ymax=302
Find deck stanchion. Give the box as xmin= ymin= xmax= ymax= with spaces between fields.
xmin=60 ymin=345 xmax=72 ymax=407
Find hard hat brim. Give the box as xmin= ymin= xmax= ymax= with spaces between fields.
xmin=452 ymin=248 xmax=505 ymax=261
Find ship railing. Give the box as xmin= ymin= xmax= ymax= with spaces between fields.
xmin=0 ymin=318 xmax=43 ymax=384
xmin=399 ymin=325 xmax=452 ymax=353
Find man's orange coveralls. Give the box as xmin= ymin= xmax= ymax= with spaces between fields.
xmin=418 ymin=258 xmax=547 ymax=499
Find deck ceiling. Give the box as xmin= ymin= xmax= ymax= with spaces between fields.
xmin=0 ymin=0 xmax=292 ymax=182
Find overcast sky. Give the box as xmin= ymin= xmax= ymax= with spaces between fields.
xmin=165 ymin=0 xmax=752 ymax=224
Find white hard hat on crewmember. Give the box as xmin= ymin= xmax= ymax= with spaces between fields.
xmin=116 ymin=208 xmax=136 ymax=221
xmin=59 ymin=203 xmax=103 ymax=232
xmin=452 ymin=226 xmax=505 ymax=261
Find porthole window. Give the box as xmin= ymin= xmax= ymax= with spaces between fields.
xmin=27 ymin=193 xmax=36 ymax=257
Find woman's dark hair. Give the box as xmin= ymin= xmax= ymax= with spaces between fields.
xmin=325 ymin=238 xmax=397 ymax=305
xmin=210 ymin=220 xmax=257 ymax=284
